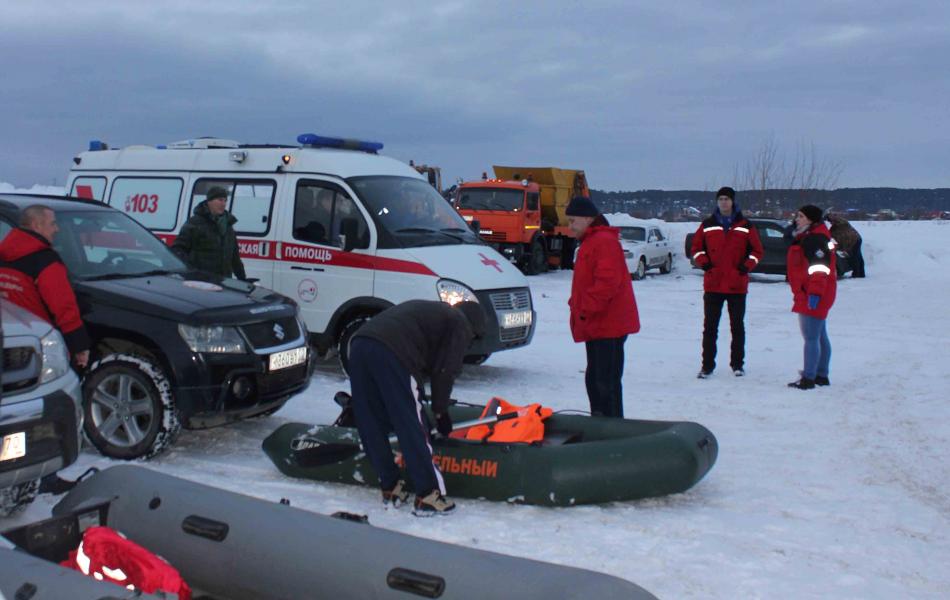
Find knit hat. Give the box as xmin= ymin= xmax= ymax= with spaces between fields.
xmin=455 ymin=301 xmax=486 ymax=339
xmin=565 ymin=196 xmax=599 ymax=217
xmin=716 ymin=187 xmax=736 ymax=202
xmin=206 ymin=186 xmax=229 ymax=201
xmin=799 ymin=204 xmax=823 ymax=224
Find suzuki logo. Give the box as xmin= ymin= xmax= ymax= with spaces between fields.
xmin=273 ymin=323 xmax=285 ymax=340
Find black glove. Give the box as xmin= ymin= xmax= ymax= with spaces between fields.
xmin=737 ymin=263 xmax=749 ymax=274
xmin=435 ymin=412 xmax=453 ymax=436
xmin=700 ymin=262 xmax=712 ymax=272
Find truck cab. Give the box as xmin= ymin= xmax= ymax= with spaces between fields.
xmin=66 ymin=134 xmax=536 ymax=370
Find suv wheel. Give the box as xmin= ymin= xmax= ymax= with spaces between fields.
xmin=82 ymin=354 xmax=181 ymax=460
xmin=0 ymin=480 xmax=39 ymax=517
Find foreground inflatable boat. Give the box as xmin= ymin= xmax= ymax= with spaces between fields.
xmin=13 ymin=465 xmax=655 ymax=599
xmin=264 ymin=403 xmax=718 ymax=506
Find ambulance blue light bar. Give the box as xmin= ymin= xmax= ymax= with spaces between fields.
xmin=88 ymin=140 xmax=109 ymax=151
xmin=297 ymin=133 xmax=383 ymax=153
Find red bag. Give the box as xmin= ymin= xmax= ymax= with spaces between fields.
xmin=62 ymin=526 xmax=192 ymax=599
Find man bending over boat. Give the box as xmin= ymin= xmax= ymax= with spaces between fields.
xmin=347 ymin=300 xmax=486 ymax=516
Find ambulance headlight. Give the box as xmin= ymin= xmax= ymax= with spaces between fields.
xmin=178 ymin=324 xmax=246 ymax=354
xmin=40 ymin=330 xmax=71 ymax=383
xmin=437 ymin=280 xmax=479 ymax=306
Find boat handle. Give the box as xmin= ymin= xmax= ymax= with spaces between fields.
xmin=182 ymin=515 xmax=230 ymax=542
xmin=386 ymin=568 xmax=445 ymax=598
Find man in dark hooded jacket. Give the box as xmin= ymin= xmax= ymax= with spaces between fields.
xmin=690 ymin=187 xmax=764 ymax=378
xmin=172 ymin=187 xmax=246 ymax=279
xmin=347 ymin=300 xmax=486 ymax=516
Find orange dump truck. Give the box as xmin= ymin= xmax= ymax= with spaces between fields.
xmin=455 ymin=166 xmax=590 ymax=274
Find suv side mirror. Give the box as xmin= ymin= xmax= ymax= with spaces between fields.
xmin=339 ymin=218 xmax=359 ymax=252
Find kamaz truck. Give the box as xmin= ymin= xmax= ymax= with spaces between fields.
xmin=455 ymin=166 xmax=590 ymax=274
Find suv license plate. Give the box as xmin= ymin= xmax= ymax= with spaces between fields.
xmin=269 ymin=346 xmax=308 ymax=372
xmin=0 ymin=431 xmax=26 ymax=462
xmin=501 ymin=310 xmax=532 ymax=328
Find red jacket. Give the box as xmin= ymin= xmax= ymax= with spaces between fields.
xmin=568 ymin=221 xmax=640 ymax=342
xmin=0 ymin=227 xmax=90 ymax=354
xmin=787 ymin=223 xmax=837 ymax=319
xmin=690 ymin=215 xmax=764 ymax=294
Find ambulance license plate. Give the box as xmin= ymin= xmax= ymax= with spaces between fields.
xmin=501 ymin=310 xmax=532 ymax=328
xmin=268 ymin=346 xmax=308 ymax=371
xmin=0 ymin=431 xmax=26 ymax=462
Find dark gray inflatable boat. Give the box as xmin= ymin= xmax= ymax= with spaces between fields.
xmin=48 ymin=465 xmax=656 ymax=600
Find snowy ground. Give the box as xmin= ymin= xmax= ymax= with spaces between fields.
xmin=6 ymin=219 xmax=950 ymax=599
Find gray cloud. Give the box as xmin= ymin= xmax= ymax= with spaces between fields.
xmin=1 ymin=1 xmax=948 ymax=190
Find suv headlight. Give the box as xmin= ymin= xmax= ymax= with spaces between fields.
xmin=437 ymin=279 xmax=479 ymax=305
xmin=178 ymin=324 xmax=246 ymax=353
xmin=40 ymin=330 xmax=71 ymax=383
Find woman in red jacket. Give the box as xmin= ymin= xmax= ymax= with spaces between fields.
xmin=566 ymin=197 xmax=640 ymax=417
xmin=786 ymin=205 xmax=837 ymax=390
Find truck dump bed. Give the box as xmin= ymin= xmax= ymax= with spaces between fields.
xmin=492 ymin=166 xmax=588 ymax=228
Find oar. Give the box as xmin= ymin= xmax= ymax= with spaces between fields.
xmin=291 ymin=399 xmax=513 ymax=468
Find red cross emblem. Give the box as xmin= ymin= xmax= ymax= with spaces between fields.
xmin=479 ymin=253 xmax=503 ymax=273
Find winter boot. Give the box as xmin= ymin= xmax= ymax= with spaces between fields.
xmin=697 ymin=369 xmax=713 ymax=379
xmin=382 ymin=480 xmax=409 ymax=507
xmin=412 ymin=490 xmax=456 ymax=517
xmin=733 ymin=368 xmax=745 ymax=377
xmin=815 ymin=375 xmax=830 ymax=386
xmin=787 ymin=377 xmax=816 ymax=390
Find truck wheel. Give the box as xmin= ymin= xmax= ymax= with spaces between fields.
xmin=0 ymin=480 xmax=39 ymax=517
xmin=525 ymin=237 xmax=547 ymax=275
xmin=634 ymin=258 xmax=647 ymax=280
xmin=338 ymin=314 xmax=374 ymax=376
xmin=82 ymin=354 xmax=181 ymax=460
xmin=660 ymin=254 xmax=672 ymax=274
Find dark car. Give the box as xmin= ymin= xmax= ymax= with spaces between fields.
xmin=0 ymin=194 xmax=314 ymax=460
xmin=684 ymin=218 xmax=852 ymax=277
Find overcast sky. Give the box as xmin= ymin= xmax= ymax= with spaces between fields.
xmin=2 ymin=1 xmax=948 ymax=191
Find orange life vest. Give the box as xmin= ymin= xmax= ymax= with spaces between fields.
xmin=451 ymin=397 xmax=553 ymax=443
xmin=62 ymin=526 xmax=192 ymax=600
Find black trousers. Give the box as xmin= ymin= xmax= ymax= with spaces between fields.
xmin=850 ymin=237 xmax=866 ymax=278
xmin=584 ymin=336 xmax=627 ymax=418
xmin=702 ymin=292 xmax=747 ymax=372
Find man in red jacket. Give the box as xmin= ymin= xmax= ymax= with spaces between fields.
xmin=690 ymin=187 xmax=764 ymax=378
xmin=0 ymin=205 xmax=90 ymax=368
xmin=566 ymin=196 xmax=640 ymax=418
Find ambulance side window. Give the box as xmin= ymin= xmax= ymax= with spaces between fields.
xmin=108 ymin=177 xmax=183 ymax=231
xmin=71 ymin=176 xmax=107 ymax=201
xmin=293 ymin=183 xmax=369 ymax=250
xmin=190 ymin=179 xmax=275 ymax=237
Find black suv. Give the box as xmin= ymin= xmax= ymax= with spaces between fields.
xmin=0 ymin=194 xmax=314 ymax=460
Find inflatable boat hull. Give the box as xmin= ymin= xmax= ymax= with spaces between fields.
xmin=264 ymin=405 xmax=718 ymax=506
xmin=50 ymin=465 xmax=655 ymax=600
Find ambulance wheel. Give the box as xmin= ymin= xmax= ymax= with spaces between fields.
xmin=660 ymin=254 xmax=672 ymax=274
xmin=82 ymin=353 xmax=181 ymax=460
xmin=338 ymin=314 xmax=374 ymax=376
xmin=525 ymin=237 xmax=548 ymax=275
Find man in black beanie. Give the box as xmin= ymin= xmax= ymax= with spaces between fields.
xmin=565 ymin=196 xmax=640 ymax=417
xmin=690 ymin=186 xmax=764 ymax=378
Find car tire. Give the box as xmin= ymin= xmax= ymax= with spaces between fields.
xmin=525 ymin=237 xmax=547 ymax=275
xmin=82 ymin=353 xmax=181 ymax=460
xmin=0 ymin=479 xmax=39 ymax=517
xmin=338 ymin=313 xmax=374 ymax=376
xmin=463 ymin=354 xmax=491 ymax=365
xmin=660 ymin=254 xmax=672 ymax=274
xmin=634 ymin=258 xmax=646 ymax=280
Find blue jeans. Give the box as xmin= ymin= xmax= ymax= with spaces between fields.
xmin=798 ymin=314 xmax=831 ymax=380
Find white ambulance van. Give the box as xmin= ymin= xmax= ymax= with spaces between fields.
xmin=66 ymin=134 xmax=535 ymax=369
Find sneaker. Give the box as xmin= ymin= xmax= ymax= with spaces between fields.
xmin=382 ymin=480 xmax=409 ymax=507
xmin=787 ymin=377 xmax=815 ymax=390
xmin=815 ymin=375 xmax=830 ymax=386
xmin=412 ymin=490 xmax=456 ymax=516
xmin=733 ymin=368 xmax=745 ymax=377
xmin=697 ymin=370 xmax=713 ymax=379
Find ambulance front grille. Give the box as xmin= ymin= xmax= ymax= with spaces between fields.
xmin=488 ymin=290 xmax=531 ymax=312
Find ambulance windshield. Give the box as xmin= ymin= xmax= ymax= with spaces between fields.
xmin=348 ymin=176 xmax=480 ymax=247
